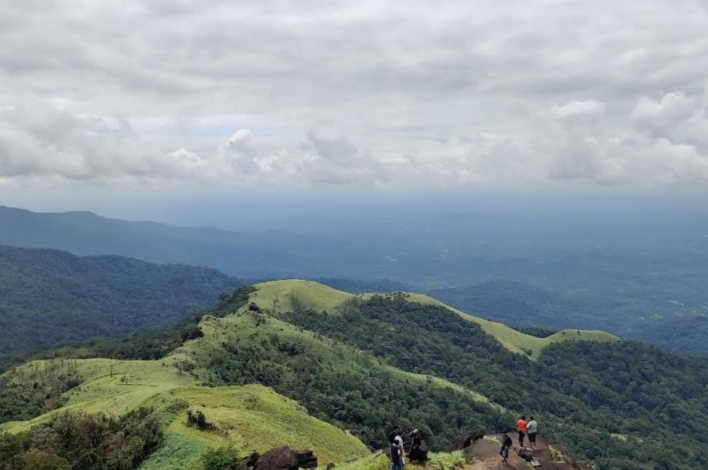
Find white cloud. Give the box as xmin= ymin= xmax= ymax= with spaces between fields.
xmin=632 ymin=92 xmax=696 ymax=126
xmin=549 ymin=100 xmax=606 ymax=121
xmin=1 ymin=0 xmax=708 ymax=190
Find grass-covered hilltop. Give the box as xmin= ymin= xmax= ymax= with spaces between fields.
xmin=2 ymin=280 xmax=708 ymax=470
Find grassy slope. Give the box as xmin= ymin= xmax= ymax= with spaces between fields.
xmin=2 ymin=358 xmax=195 ymax=433
xmin=251 ymin=279 xmax=618 ymax=359
xmin=1 ymin=357 xmax=369 ymax=469
xmin=165 ymin=386 xmax=367 ymax=463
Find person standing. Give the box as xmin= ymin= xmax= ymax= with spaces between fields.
xmin=390 ymin=438 xmax=403 ymax=470
xmin=516 ymin=415 xmax=528 ymax=447
xmin=393 ymin=430 xmax=405 ymax=466
xmin=526 ymin=417 xmax=538 ymax=451
xmin=499 ymin=432 xmax=513 ymax=464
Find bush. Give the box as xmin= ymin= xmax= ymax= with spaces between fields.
xmin=21 ymin=450 xmax=71 ymax=470
xmin=201 ymin=447 xmax=241 ymax=470
xmin=186 ymin=410 xmax=213 ymax=430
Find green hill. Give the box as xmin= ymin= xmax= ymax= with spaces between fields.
xmin=3 ymin=280 xmax=708 ymax=470
xmin=0 ymin=245 xmax=242 ymax=354
xmin=1 ymin=357 xmax=369 ymax=469
xmin=252 ymin=279 xmax=618 ymax=358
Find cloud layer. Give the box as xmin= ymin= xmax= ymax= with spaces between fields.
xmin=1 ymin=0 xmax=708 ymax=189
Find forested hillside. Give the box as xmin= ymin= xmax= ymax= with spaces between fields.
xmin=4 ymin=281 xmax=707 ymax=470
xmin=0 ymin=245 xmax=242 ymax=354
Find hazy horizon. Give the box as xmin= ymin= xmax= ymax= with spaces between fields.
xmin=1 ymin=189 xmax=706 ymax=235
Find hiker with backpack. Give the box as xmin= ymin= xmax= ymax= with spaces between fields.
xmin=527 ymin=417 xmax=538 ymax=451
xmin=499 ymin=432 xmax=513 ymax=464
xmin=516 ymin=415 xmax=528 ymax=447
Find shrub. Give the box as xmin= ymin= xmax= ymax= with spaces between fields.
xmin=201 ymin=447 xmax=241 ymax=470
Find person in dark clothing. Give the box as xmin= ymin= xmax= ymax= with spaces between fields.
xmin=390 ymin=438 xmax=403 ymax=470
xmin=409 ymin=429 xmax=422 ymax=456
xmin=499 ymin=432 xmax=513 ymax=464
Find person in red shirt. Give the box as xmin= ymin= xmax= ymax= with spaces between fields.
xmin=517 ymin=415 xmax=528 ymax=447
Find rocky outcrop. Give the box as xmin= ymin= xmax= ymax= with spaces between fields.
xmin=252 ymin=447 xmax=318 ymax=470
xmin=447 ymin=434 xmax=484 ymax=452
xmin=455 ymin=434 xmax=596 ymax=470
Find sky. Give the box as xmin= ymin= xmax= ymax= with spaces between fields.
xmin=1 ymin=0 xmax=708 ymax=197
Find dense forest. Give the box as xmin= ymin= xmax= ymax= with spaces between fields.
xmin=0 ymin=245 xmax=242 ymax=354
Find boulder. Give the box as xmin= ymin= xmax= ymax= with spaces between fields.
xmin=447 ymin=434 xmax=484 ymax=452
xmin=232 ymin=453 xmax=261 ymax=470
xmin=253 ymin=447 xmax=317 ymax=470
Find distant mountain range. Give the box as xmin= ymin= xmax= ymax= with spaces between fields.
xmin=0 ymin=205 xmax=345 ymax=278
xmin=3 ymin=204 xmax=708 ymax=356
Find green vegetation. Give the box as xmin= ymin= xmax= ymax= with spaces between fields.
xmin=4 ymin=280 xmax=708 ymax=470
xmin=0 ymin=407 xmax=163 ymax=470
xmin=251 ymin=279 xmax=616 ymax=359
xmin=136 ymin=432 xmax=209 ymax=470
xmin=163 ymin=386 xmax=369 ymax=464
xmin=1 ymin=359 xmax=369 ymax=469
xmin=429 ymin=279 xmax=708 ymax=356
xmin=181 ymin=311 xmax=509 ymax=450
xmin=335 ymin=454 xmax=389 ymax=470
xmin=389 ymin=291 xmax=618 ymax=358
xmin=0 ymin=245 xmax=242 ymax=354
xmin=251 ymin=280 xmax=352 ymax=313
xmin=200 ymin=447 xmax=241 ymax=470
xmin=259 ymin=281 xmax=708 ymax=470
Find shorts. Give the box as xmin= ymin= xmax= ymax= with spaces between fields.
xmin=528 ymin=433 xmax=537 ymax=444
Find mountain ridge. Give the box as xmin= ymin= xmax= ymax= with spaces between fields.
xmin=3 ymin=280 xmax=708 ymax=470
xmin=251 ymin=279 xmax=618 ymax=359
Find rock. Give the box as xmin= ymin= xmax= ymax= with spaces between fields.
xmin=253 ymin=447 xmax=318 ymax=470
xmin=447 ymin=434 xmax=485 ymax=452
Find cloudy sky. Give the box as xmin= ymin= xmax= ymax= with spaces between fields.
xmin=2 ymin=0 xmax=708 ymax=192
